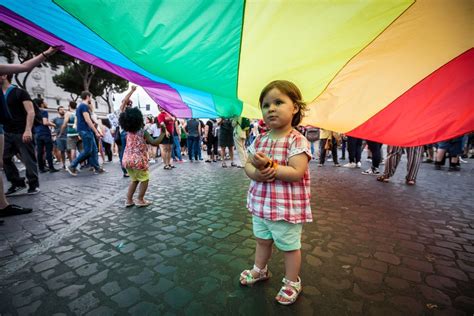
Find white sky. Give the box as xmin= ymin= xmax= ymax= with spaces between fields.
xmin=112 ymin=86 xmax=159 ymax=116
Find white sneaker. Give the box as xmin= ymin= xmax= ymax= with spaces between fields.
xmin=362 ymin=168 xmax=380 ymax=175
xmin=343 ymin=162 xmax=356 ymax=168
xmin=459 ymin=157 xmax=468 ymax=164
xmin=356 ymin=162 xmax=362 ymax=168
xmin=149 ymin=159 xmax=156 ymax=164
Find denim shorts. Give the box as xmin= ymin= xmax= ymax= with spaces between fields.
xmin=252 ymin=215 xmax=303 ymax=251
xmin=438 ymin=138 xmax=463 ymax=155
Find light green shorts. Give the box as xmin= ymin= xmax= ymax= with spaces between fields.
xmin=126 ymin=169 xmax=150 ymax=182
xmin=252 ymin=215 xmax=303 ymax=251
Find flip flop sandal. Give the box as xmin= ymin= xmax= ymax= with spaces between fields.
xmin=406 ymin=179 xmax=416 ymax=185
xmin=276 ymin=277 xmax=302 ymax=305
xmin=125 ymin=202 xmax=135 ymax=208
xmin=136 ymin=201 xmax=152 ymax=207
xmin=239 ymin=265 xmax=271 ymax=286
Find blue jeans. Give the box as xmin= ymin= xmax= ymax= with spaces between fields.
xmin=171 ymin=135 xmax=182 ymax=160
xmin=36 ymin=134 xmax=54 ymax=170
xmin=187 ymin=136 xmax=200 ymax=161
xmin=71 ymin=130 xmax=99 ymax=170
xmin=310 ymin=141 xmax=315 ymax=157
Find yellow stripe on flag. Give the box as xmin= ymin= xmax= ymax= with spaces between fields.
xmin=238 ymin=0 xmax=412 ymax=113
xmin=304 ymin=0 xmax=474 ymax=132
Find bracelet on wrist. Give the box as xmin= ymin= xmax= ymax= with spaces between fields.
xmin=41 ymin=52 xmax=48 ymax=59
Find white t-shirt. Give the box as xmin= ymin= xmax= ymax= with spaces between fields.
xmin=147 ymin=123 xmax=161 ymax=138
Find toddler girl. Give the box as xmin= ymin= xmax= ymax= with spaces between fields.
xmin=241 ymin=80 xmax=312 ymax=305
xmin=119 ymin=107 xmax=165 ymax=207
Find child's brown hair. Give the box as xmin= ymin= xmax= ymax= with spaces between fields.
xmin=259 ymin=80 xmax=307 ymax=127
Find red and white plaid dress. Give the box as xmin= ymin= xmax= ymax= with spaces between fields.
xmin=247 ymin=129 xmax=312 ymax=224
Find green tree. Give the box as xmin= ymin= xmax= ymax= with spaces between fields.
xmin=53 ymin=61 xmax=129 ymax=113
xmin=0 ymin=21 xmax=72 ymax=88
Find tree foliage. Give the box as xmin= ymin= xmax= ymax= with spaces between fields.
xmin=1 ymin=22 xmax=129 ymax=112
xmin=0 ymin=21 xmax=72 ymax=88
xmin=53 ymin=61 xmax=129 ymax=112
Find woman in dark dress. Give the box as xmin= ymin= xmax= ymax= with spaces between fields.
xmin=218 ymin=118 xmax=235 ymax=168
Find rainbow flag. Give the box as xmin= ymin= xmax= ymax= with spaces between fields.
xmin=1 ymin=0 xmax=472 ymax=146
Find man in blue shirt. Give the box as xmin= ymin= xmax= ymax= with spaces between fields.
xmin=34 ymin=98 xmax=59 ymax=173
xmin=67 ymin=91 xmax=105 ymax=176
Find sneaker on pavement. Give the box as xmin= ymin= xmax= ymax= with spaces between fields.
xmin=0 ymin=204 xmax=33 ymax=217
xmin=27 ymin=187 xmax=40 ymax=195
xmin=5 ymin=185 xmax=27 ymax=196
xmin=356 ymin=162 xmax=362 ymax=168
xmin=67 ymin=166 xmax=78 ymax=176
xmin=362 ymin=168 xmax=380 ymax=175
xmin=343 ymin=162 xmax=356 ymax=168
xmin=334 ymin=163 xmax=341 ymax=167
xmin=49 ymin=168 xmax=60 ymax=173
xmin=94 ymin=168 xmax=107 ymax=174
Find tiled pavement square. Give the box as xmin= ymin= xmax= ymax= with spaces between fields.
xmin=0 ymin=157 xmax=473 ymax=315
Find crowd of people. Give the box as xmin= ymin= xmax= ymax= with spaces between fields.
xmin=1 ymin=51 xmax=472 ymax=306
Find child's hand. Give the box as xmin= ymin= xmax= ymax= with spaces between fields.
xmin=251 ymin=152 xmax=271 ymax=170
xmin=253 ymin=165 xmax=276 ymax=182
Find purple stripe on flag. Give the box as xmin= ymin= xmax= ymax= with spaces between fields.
xmin=0 ymin=6 xmax=192 ymax=117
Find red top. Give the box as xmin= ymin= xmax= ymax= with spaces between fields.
xmin=247 ymin=129 xmax=312 ymax=224
xmin=157 ymin=111 xmax=174 ymax=134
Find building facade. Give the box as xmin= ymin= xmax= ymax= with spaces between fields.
xmin=1 ymin=56 xmax=111 ymax=120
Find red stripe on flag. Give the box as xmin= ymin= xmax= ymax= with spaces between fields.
xmin=347 ymin=48 xmax=474 ymax=146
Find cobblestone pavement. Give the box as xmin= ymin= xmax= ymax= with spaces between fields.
xmin=0 ymin=154 xmax=473 ymax=315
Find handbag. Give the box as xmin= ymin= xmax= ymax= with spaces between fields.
xmin=324 ymin=138 xmax=332 ymax=151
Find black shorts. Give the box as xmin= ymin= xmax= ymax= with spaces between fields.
xmin=161 ymin=135 xmax=173 ymax=145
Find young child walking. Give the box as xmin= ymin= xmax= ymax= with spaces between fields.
xmin=240 ymin=80 xmax=312 ymax=305
xmin=119 ymin=107 xmax=165 ymax=207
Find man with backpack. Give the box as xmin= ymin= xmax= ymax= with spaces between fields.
xmin=1 ymin=74 xmax=41 ymax=195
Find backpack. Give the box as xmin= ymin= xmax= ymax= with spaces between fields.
xmin=306 ymin=127 xmax=320 ymax=142
xmin=240 ymin=117 xmax=251 ymax=130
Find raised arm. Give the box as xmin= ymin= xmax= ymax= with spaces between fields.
xmin=0 ymin=46 xmax=60 ymax=75
xmin=120 ymin=85 xmax=137 ymax=112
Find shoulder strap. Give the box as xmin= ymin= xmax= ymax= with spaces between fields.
xmin=3 ymin=85 xmax=16 ymax=102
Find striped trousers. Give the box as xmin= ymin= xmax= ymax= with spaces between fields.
xmin=383 ymin=146 xmax=423 ymax=181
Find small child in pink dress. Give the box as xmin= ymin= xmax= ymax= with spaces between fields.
xmin=240 ymin=80 xmax=311 ymax=305
xmin=119 ymin=107 xmax=165 ymax=207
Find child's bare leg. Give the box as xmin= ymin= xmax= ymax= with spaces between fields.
xmin=249 ymin=238 xmax=273 ymax=278
xmin=127 ymin=181 xmax=139 ymax=204
xmin=283 ymin=249 xmax=301 ymax=282
xmin=275 ymin=249 xmax=302 ymax=303
xmin=137 ymin=180 xmax=149 ymax=203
